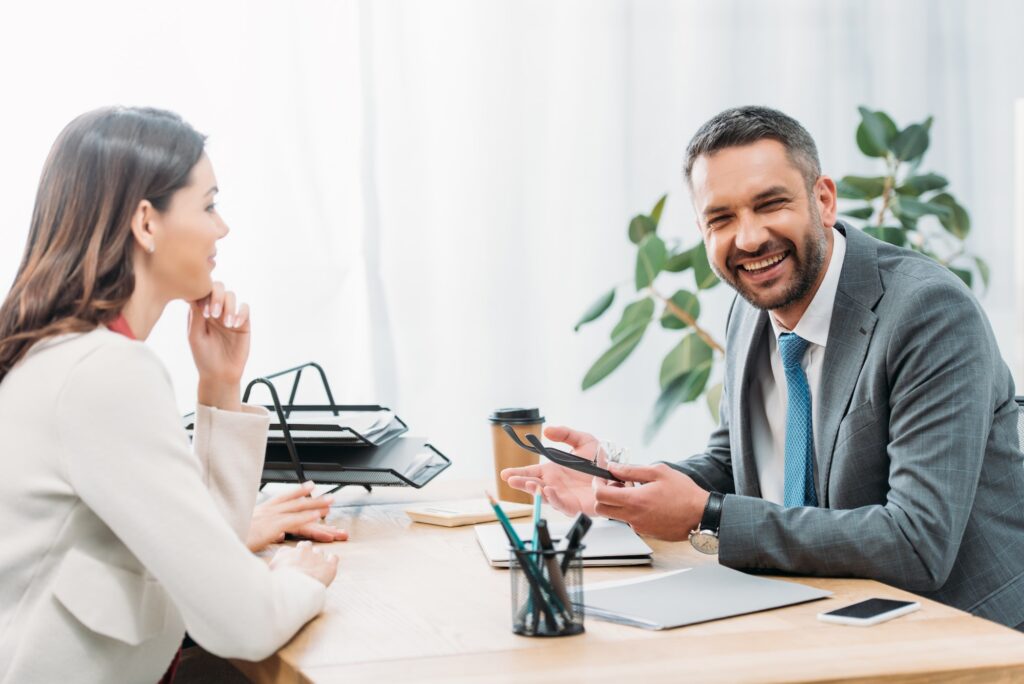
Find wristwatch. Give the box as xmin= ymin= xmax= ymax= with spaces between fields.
xmin=688 ymin=492 xmax=724 ymax=555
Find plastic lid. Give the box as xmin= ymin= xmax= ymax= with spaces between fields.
xmin=488 ymin=408 xmax=545 ymax=425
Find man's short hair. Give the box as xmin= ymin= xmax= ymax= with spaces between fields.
xmin=683 ymin=106 xmax=821 ymax=189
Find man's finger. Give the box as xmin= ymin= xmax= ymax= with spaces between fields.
xmin=543 ymin=425 xmax=596 ymax=450
xmin=593 ymin=482 xmax=632 ymax=507
xmin=607 ymin=461 xmax=665 ymax=484
xmin=505 ymin=475 xmax=545 ymax=493
xmin=501 ymin=465 xmax=544 ymax=482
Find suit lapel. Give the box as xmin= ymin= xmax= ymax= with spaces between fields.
xmin=814 ymin=224 xmax=883 ymax=506
xmin=732 ymin=306 xmax=768 ymax=498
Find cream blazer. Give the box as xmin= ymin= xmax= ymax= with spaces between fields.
xmin=0 ymin=329 xmax=325 ymax=683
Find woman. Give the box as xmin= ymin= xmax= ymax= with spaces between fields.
xmin=0 ymin=107 xmax=339 ymax=683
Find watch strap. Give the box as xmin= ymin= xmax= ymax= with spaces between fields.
xmin=700 ymin=492 xmax=725 ymax=534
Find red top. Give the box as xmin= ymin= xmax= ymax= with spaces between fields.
xmin=106 ymin=314 xmax=136 ymax=340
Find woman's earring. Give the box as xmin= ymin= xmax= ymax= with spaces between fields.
xmin=147 ymin=243 xmax=155 ymax=254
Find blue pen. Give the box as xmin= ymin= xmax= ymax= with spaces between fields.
xmin=530 ymin=492 xmax=542 ymax=558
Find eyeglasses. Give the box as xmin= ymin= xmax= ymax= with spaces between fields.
xmin=501 ymin=424 xmax=622 ymax=482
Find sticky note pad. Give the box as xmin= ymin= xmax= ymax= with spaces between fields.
xmin=406 ymin=499 xmax=535 ymax=527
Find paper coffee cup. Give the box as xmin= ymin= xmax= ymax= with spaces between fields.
xmin=489 ymin=408 xmax=544 ymax=504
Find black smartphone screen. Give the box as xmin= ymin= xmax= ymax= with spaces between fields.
xmin=824 ymin=598 xmax=915 ymax=619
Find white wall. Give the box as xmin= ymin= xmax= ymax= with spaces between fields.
xmin=1 ymin=0 xmax=1021 ymax=485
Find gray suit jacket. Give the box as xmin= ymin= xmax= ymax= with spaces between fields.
xmin=671 ymin=223 xmax=1024 ymax=627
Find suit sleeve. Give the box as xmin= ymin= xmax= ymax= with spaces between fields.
xmin=56 ymin=342 xmax=326 ymax=661
xmin=717 ymin=279 xmax=992 ymax=592
xmin=191 ymin=403 xmax=270 ymax=540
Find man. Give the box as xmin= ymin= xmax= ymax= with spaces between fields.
xmin=503 ymin=106 xmax=1024 ymax=628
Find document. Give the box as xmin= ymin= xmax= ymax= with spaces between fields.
xmin=475 ymin=517 xmax=653 ymax=567
xmin=581 ymin=565 xmax=831 ymax=629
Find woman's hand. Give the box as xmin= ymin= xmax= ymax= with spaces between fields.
xmin=247 ymin=482 xmax=349 ymax=552
xmin=269 ymin=541 xmax=339 ymax=587
xmin=188 ymin=281 xmax=250 ymax=411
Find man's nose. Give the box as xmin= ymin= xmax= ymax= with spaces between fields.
xmin=733 ymin=213 xmax=769 ymax=254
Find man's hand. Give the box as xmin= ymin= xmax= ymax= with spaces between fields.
xmin=595 ymin=462 xmax=710 ymax=541
xmin=501 ymin=425 xmax=605 ymax=516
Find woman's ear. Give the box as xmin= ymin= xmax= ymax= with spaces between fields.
xmin=129 ymin=199 xmax=157 ymax=254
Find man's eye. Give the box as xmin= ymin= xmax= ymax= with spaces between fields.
xmin=708 ymin=215 xmax=729 ymax=227
xmin=759 ymin=199 xmax=785 ymax=210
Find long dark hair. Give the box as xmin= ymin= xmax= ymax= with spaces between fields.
xmin=0 ymin=106 xmax=205 ymax=382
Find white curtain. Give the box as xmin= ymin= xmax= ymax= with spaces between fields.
xmin=1 ymin=0 xmax=1021 ymax=481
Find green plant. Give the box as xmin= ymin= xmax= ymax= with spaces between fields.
xmin=574 ymin=107 xmax=983 ymax=443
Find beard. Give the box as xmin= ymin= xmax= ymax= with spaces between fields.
xmin=711 ymin=209 xmax=829 ymax=312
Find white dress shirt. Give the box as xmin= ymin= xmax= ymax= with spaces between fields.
xmin=750 ymin=227 xmax=846 ymax=505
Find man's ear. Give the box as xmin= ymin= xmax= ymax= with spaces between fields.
xmin=815 ymin=176 xmax=838 ymax=227
xmin=129 ymin=199 xmax=157 ymax=254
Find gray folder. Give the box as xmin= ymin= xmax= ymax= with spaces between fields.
xmin=581 ymin=565 xmax=831 ymax=629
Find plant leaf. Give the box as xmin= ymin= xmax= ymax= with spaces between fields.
xmin=974 ymin=256 xmax=990 ymax=290
xmin=863 ymin=225 xmax=907 ymax=247
xmin=610 ymin=297 xmax=655 ymax=341
xmin=573 ymin=289 xmax=616 ymax=332
xmin=896 ymin=173 xmax=948 ymax=196
xmin=691 ymin=241 xmax=719 ymax=290
xmin=891 ymin=117 xmax=932 ymax=162
xmin=664 ymin=249 xmax=693 ymax=273
xmin=855 ymin=107 xmax=898 ymax=158
xmin=705 ymin=381 xmax=723 ymax=424
xmin=635 ymin=234 xmax=667 ymax=290
xmin=628 ymin=214 xmax=656 ymax=244
xmin=929 ymin=192 xmax=971 ymax=239
xmin=650 ymin=194 xmax=668 ymax=227
xmin=660 ymin=289 xmax=701 ymax=330
xmin=582 ymin=323 xmax=647 ymax=390
xmin=659 ymin=332 xmax=713 ymax=389
xmin=644 ymin=361 xmax=712 ymax=444
xmin=891 ymin=195 xmax=952 ymax=220
xmin=839 ymin=205 xmax=874 ymax=220
xmin=950 ymin=267 xmax=973 ymax=289
xmin=836 ymin=176 xmax=887 ymax=200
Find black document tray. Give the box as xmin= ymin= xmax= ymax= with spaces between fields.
xmin=184 ymin=362 xmax=450 ymax=491
xmin=262 ymin=437 xmax=450 ymax=488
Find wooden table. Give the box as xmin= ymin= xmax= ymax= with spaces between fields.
xmin=233 ymin=480 xmax=1024 ymax=683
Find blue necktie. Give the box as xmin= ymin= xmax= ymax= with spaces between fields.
xmin=779 ymin=333 xmax=817 ymax=507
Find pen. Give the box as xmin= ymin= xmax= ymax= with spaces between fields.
xmin=536 ymin=519 xmax=572 ymax=612
xmin=486 ymin=493 xmax=569 ymax=629
xmin=560 ymin=513 xmax=593 ymax=575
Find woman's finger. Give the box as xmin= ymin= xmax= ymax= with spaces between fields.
xmin=275 ymin=494 xmax=333 ymax=515
xmin=205 ymin=282 xmax=225 ymax=318
xmin=221 ymin=290 xmax=237 ymax=328
xmin=233 ymin=302 xmax=250 ymax=330
xmin=266 ymin=482 xmax=316 ymax=505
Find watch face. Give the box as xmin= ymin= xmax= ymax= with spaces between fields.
xmin=690 ymin=531 xmax=719 ymax=555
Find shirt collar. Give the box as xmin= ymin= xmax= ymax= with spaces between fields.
xmin=768 ymin=225 xmax=846 ymax=348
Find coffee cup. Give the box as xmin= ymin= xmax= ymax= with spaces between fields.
xmin=489 ymin=408 xmax=544 ymax=504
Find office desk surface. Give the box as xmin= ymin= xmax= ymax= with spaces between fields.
xmin=234 ymin=480 xmax=1024 ymax=683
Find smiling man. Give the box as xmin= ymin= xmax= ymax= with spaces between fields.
xmin=503 ymin=106 xmax=1024 ymax=628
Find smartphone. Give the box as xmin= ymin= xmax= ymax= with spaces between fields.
xmin=817 ymin=598 xmax=920 ymax=626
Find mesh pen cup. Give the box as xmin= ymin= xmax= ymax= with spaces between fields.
xmin=509 ymin=544 xmax=585 ymax=637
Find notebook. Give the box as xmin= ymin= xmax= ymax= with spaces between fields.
xmin=474 ymin=517 xmax=653 ymax=567
xmin=580 ymin=564 xmax=831 ymax=629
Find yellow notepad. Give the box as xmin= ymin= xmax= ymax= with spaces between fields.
xmin=406 ymin=499 xmax=535 ymax=527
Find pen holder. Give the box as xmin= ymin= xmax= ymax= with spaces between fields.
xmin=509 ymin=544 xmax=585 ymax=637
